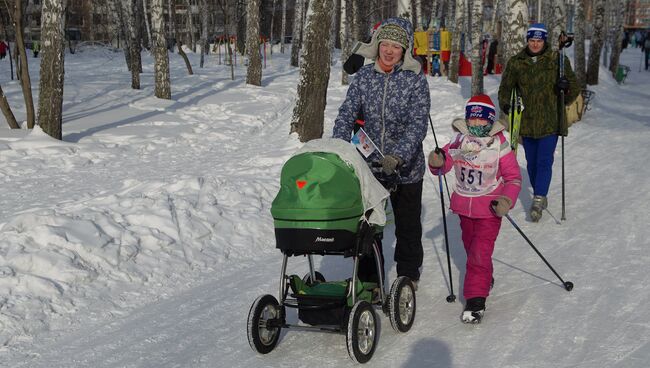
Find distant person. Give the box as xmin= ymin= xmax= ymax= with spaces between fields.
xmin=641 ymin=32 xmax=650 ymax=70
xmin=32 ymin=40 xmax=40 ymax=58
xmin=486 ymin=38 xmax=498 ymax=74
xmin=498 ymin=23 xmax=579 ymax=222
xmin=0 ymin=40 xmax=7 ymax=59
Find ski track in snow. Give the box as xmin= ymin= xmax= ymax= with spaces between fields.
xmin=1 ymin=46 xmax=649 ymax=367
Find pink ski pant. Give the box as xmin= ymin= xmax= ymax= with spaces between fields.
xmin=459 ymin=215 xmax=502 ymax=300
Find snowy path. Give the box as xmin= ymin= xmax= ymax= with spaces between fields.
xmin=1 ymin=48 xmax=650 ymax=367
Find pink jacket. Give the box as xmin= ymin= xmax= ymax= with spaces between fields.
xmin=429 ymin=119 xmax=521 ymax=219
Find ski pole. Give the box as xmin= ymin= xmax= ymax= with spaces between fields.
xmin=493 ymin=202 xmax=574 ymax=292
xmin=427 ymin=114 xmax=451 ymax=201
xmin=427 ymin=116 xmax=455 ymax=303
xmin=558 ymin=32 xmax=571 ymax=221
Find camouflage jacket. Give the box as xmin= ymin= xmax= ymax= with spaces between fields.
xmin=498 ymin=46 xmax=579 ymax=138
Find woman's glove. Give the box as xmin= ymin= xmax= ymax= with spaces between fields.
xmin=492 ymin=196 xmax=513 ymax=217
xmin=379 ymin=155 xmax=403 ymax=174
xmin=428 ymin=147 xmax=445 ymax=168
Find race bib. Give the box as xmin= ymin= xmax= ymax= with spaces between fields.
xmin=448 ymin=135 xmax=500 ymax=197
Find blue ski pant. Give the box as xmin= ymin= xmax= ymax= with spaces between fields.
xmin=522 ymin=135 xmax=558 ymax=197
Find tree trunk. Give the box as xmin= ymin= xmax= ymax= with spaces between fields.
xmin=280 ymin=0 xmax=287 ymax=53
xmin=397 ymin=0 xmax=411 ymax=19
xmin=246 ymin=0 xmax=262 ymax=86
xmin=340 ymin=0 xmax=351 ymax=85
xmin=186 ymin=0 xmax=197 ymax=52
xmin=414 ymin=0 xmax=422 ymax=30
xmin=290 ymin=0 xmax=305 ymax=67
xmin=290 ymin=0 xmax=334 ymax=142
xmin=199 ymin=0 xmax=209 ymax=68
xmin=501 ymin=0 xmax=528 ymax=72
xmin=586 ymin=0 xmax=605 ymax=85
xmin=13 ymin=0 xmax=36 ymax=129
xmin=470 ymin=0 xmax=484 ymax=96
xmin=546 ymin=0 xmax=566 ymax=51
xmin=151 ymin=0 xmax=171 ymax=99
xmin=574 ymin=0 xmax=586 ymax=88
xmin=448 ymin=0 xmax=466 ymax=83
xmin=121 ymin=0 xmax=140 ymax=89
xmin=608 ymin=0 xmax=626 ymax=78
xmin=0 ymin=84 xmax=19 ymax=129
xmin=141 ymin=0 xmax=152 ymax=49
xmin=171 ymin=2 xmax=194 ymax=75
xmin=38 ymin=0 xmax=66 ymax=140
xmin=236 ymin=0 xmax=246 ymax=54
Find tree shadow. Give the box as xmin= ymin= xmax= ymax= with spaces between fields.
xmin=401 ymin=337 xmax=452 ymax=368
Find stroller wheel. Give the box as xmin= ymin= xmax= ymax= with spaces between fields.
xmin=302 ymin=271 xmax=326 ymax=285
xmin=346 ymin=300 xmax=378 ymax=363
xmin=247 ymin=294 xmax=283 ymax=354
xmin=388 ymin=276 xmax=416 ymax=333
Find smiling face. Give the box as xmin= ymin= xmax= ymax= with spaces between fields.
xmin=378 ymin=41 xmax=404 ymax=69
xmin=527 ymin=38 xmax=545 ymax=54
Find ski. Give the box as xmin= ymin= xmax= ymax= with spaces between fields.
xmin=508 ymin=88 xmax=524 ymax=154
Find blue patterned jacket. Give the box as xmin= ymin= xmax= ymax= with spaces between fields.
xmin=333 ymin=54 xmax=430 ymax=184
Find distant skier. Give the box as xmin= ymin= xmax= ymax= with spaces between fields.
xmin=497 ymin=23 xmax=578 ymax=222
xmin=428 ymin=95 xmax=522 ymax=323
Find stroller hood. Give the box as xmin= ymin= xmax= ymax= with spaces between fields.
xmin=272 ymin=138 xmax=389 ymax=227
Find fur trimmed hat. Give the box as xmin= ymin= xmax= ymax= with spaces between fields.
xmin=465 ymin=94 xmax=497 ymax=124
xmin=351 ymin=17 xmax=422 ymax=74
xmin=526 ymin=23 xmax=548 ymax=41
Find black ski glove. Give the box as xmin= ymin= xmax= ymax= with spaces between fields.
xmin=379 ymin=155 xmax=403 ymax=175
xmin=343 ymin=53 xmax=365 ymax=75
xmin=556 ymin=76 xmax=570 ymax=95
xmin=502 ymin=104 xmax=511 ymax=115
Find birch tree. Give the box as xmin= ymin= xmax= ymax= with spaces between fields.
xmin=216 ymin=0 xmax=235 ymax=80
xmin=340 ymin=0 xmax=351 ymax=85
xmin=0 ymin=85 xmax=19 ymax=128
xmin=171 ymin=1 xmax=194 ymax=75
xmin=546 ymin=0 xmax=566 ymax=51
xmin=608 ymin=0 xmax=626 ymax=78
xmin=397 ymin=0 xmax=412 ymax=19
xmin=280 ymin=0 xmax=287 ymax=53
xmin=141 ymin=0 xmax=152 ymax=49
xmin=186 ymin=0 xmax=197 ymax=51
xmin=290 ymin=0 xmax=305 ymax=67
xmin=469 ymin=0 xmax=484 ymax=96
xmin=501 ymin=0 xmax=528 ymax=70
xmin=586 ymin=0 xmax=606 ymax=85
xmin=38 ymin=0 xmax=66 ymax=140
xmin=448 ymin=0 xmax=466 ymax=83
xmin=290 ymin=0 xmax=335 ymax=142
xmin=121 ymin=0 xmax=140 ymax=88
xmin=12 ymin=0 xmax=36 ymax=128
xmin=246 ymin=0 xmax=262 ymax=86
xmin=151 ymin=0 xmax=171 ymax=99
xmin=414 ymin=0 xmax=422 ymax=29
xmin=573 ymin=0 xmax=586 ymax=88
xmin=199 ymin=0 xmax=210 ymax=68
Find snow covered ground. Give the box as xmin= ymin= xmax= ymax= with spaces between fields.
xmin=0 ymin=44 xmax=649 ymax=367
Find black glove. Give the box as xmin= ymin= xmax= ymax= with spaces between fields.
xmin=556 ymin=76 xmax=570 ymax=95
xmin=379 ymin=155 xmax=403 ymax=175
xmin=343 ymin=53 xmax=365 ymax=75
xmin=502 ymin=104 xmax=511 ymax=115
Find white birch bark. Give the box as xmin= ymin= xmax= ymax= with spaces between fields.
xmin=547 ymin=0 xmax=566 ymax=50
xmin=37 ymin=0 xmax=66 ymax=139
xmin=470 ymin=0 xmax=484 ymax=96
xmin=608 ymin=0 xmax=626 ymax=76
xmin=586 ymin=0 xmax=605 ymax=85
xmin=290 ymin=0 xmax=335 ymax=142
xmin=448 ymin=0 xmax=466 ymax=83
xmin=501 ymin=0 xmax=528 ymax=70
xmin=574 ymin=0 xmax=586 ymax=88
xmin=340 ymin=0 xmax=351 ymax=85
xmin=290 ymin=0 xmax=305 ymax=67
xmin=151 ymin=0 xmax=171 ymax=98
xmin=245 ymin=0 xmax=262 ymax=86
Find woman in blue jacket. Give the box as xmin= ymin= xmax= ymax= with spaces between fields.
xmin=333 ymin=17 xmax=430 ymax=289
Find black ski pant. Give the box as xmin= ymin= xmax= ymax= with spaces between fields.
xmin=358 ymin=180 xmax=424 ymax=283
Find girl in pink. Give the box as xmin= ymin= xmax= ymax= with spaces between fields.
xmin=428 ymin=94 xmax=521 ymax=323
